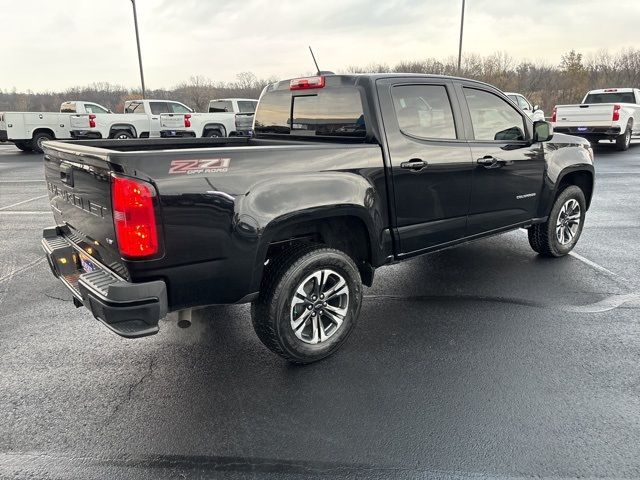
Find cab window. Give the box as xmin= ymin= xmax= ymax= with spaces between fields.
xmin=464 ymin=88 xmax=526 ymax=141
xmin=169 ymin=103 xmax=191 ymax=113
xmin=125 ymin=101 xmax=146 ymax=114
xmin=150 ymin=102 xmax=170 ymax=114
xmin=391 ymin=84 xmax=457 ymax=140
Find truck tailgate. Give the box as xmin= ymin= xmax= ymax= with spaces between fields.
xmin=555 ymin=104 xmax=614 ymax=125
xmin=235 ymin=113 xmax=253 ymax=131
xmin=43 ymin=143 xmax=129 ymax=279
xmin=160 ymin=113 xmax=184 ymax=129
xmin=70 ymin=114 xmax=90 ymax=129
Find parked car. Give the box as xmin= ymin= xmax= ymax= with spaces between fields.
xmin=504 ymin=92 xmax=545 ymax=122
xmin=0 ymin=100 xmax=111 ymax=153
xmin=41 ymin=74 xmax=595 ymax=363
xmin=552 ymin=88 xmax=640 ymax=150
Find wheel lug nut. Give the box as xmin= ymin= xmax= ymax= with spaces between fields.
xmin=320 ymin=294 xmax=324 ymax=299
xmin=307 ymin=305 xmax=313 ymax=310
xmin=323 ymin=302 xmax=327 ymax=306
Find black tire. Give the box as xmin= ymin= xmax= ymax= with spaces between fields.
xmin=31 ymin=132 xmax=53 ymax=153
xmin=14 ymin=141 xmax=33 ymax=152
xmin=251 ymin=245 xmax=363 ymax=364
xmin=615 ymin=123 xmax=632 ymax=151
xmin=528 ymin=185 xmax=586 ymax=257
xmin=111 ymin=130 xmax=134 ymax=140
xmin=205 ymin=128 xmax=224 ymax=138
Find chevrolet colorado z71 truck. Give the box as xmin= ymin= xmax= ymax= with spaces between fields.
xmin=41 ymin=74 xmax=595 ymax=363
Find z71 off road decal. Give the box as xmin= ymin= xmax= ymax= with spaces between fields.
xmin=169 ymin=158 xmax=231 ymax=174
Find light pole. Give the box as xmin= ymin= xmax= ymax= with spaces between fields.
xmin=457 ymin=0 xmax=466 ymax=74
xmin=130 ymin=0 xmax=146 ymax=98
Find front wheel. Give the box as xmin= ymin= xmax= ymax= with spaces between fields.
xmin=111 ymin=130 xmax=134 ymax=140
xmin=528 ymin=185 xmax=586 ymax=257
xmin=251 ymin=245 xmax=363 ymax=364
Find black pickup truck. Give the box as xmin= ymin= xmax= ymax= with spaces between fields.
xmin=41 ymin=74 xmax=595 ymax=363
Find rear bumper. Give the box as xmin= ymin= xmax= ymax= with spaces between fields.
xmin=554 ymin=126 xmax=622 ymax=138
xmin=160 ymin=130 xmax=196 ymax=138
xmin=70 ymin=130 xmax=103 ymax=140
xmin=42 ymin=226 xmax=167 ymax=338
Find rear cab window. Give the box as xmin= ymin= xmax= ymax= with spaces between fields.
xmin=209 ymin=101 xmax=234 ymax=113
xmin=254 ymin=77 xmax=366 ymax=139
xmin=237 ymin=101 xmax=257 ymax=113
xmin=584 ymin=92 xmax=637 ymax=104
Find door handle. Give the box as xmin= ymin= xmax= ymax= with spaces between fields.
xmin=400 ymin=159 xmax=427 ymax=171
xmin=477 ymin=156 xmax=499 ymax=168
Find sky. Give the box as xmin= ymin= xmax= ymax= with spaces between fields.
xmin=2 ymin=0 xmax=640 ymax=92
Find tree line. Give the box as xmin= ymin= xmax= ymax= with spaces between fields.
xmin=2 ymin=49 xmax=640 ymax=113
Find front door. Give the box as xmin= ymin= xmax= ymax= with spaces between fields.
xmin=457 ymin=85 xmax=546 ymax=235
xmin=378 ymin=79 xmax=474 ymax=255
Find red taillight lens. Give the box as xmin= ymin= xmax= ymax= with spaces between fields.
xmin=184 ymin=114 xmax=191 ymax=128
xmin=613 ymin=104 xmax=621 ymax=121
xmin=551 ymin=106 xmax=557 ymax=123
xmin=89 ymin=114 xmax=96 ymax=128
xmin=290 ymin=76 xmax=325 ymax=90
xmin=111 ymin=176 xmax=158 ymax=258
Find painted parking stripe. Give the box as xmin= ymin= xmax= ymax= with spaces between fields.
xmin=568 ymin=251 xmax=620 ymax=278
xmin=0 ymin=194 xmax=47 ymax=211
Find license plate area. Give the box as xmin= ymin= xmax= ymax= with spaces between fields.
xmin=78 ymin=251 xmax=98 ymax=273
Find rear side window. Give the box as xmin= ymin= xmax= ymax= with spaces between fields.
xmin=209 ymin=100 xmax=234 ymax=113
xmin=237 ymin=100 xmax=257 ymax=113
xmin=391 ymin=85 xmax=457 ymax=140
xmin=463 ymin=88 xmax=526 ymax=141
xmin=254 ymin=88 xmax=366 ymax=138
xmin=60 ymin=102 xmax=76 ymax=113
xmin=584 ymin=92 xmax=637 ymax=104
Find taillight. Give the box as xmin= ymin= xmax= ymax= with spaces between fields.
xmin=111 ymin=176 xmax=158 ymax=258
xmin=89 ymin=114 xmax=96 ymax=128
xmin=290 ymin=76 xmax=325 ymax=90
xmin=612 ymin=104 xmax=621 ymax=121
xmin=551 ymin=106 xmax=557 ymax=123
xmin=184 ymin=114 xmax=191 ymax=128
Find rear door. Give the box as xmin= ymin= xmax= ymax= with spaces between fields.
xmin=377 ymin=78 xmax=474 ymax=255
xmin=455 ymin=83 xmax=545 ymax=235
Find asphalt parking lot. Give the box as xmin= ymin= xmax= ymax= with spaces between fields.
xmin=1 ymin=140 xmax=639 ymax=479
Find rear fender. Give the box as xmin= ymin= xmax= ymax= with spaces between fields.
xmin=239 ymin=173 xmax=387 ymax=291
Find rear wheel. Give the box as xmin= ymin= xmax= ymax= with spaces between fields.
xmin=111 ymin=130 xmax=134 ymax=140
xmin=205 ymin=128 xmax=224 ymax=138
xmin=528 ymin=185 xmax=586 ymax=257
xmin=615 ymin=123 xmax=632 ymax=151
xmin=251 ymin=245 xmax=363 ymax=364
xmin=31 ymin=132 xmax=53 ymax=153
xmin=14 ymin=141 xmax=33 ymax=152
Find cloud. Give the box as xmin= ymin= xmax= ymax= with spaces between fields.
xmin=1 ymin=0 xmax=639 ymax=91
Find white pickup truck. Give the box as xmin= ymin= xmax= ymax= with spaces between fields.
xmin=552 ymin=88 xmax=640 ymax=150
xmin=71 ymin=99 xmax=250 ymax=140
xmin=0 ymin=100 xmax=111 ymax=153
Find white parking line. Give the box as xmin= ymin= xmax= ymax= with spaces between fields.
xmin=569 ymin=251 xmax=620 ymax=278
xmin=0 ymin=257 xmax=46 ymax=284
xmin=0 ymin=211 xmax=51 ymax=215
xmin=0 ymin=195 xmax=47 ymax=211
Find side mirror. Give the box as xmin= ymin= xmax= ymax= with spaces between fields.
xmin=107 ymin=109 xmax=113 ymax=114
xmin=533 ymin=105 xmax=540 ymax=112
xmin=533 ymin=120 xmax=553 ymax=143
